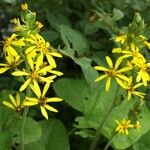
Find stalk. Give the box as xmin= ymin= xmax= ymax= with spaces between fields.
xmin=89 ymin=85 xmax=119 ymax=150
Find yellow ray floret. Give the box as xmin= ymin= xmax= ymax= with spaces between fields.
xmin=24 ymin=83 xmax=63 ymax=119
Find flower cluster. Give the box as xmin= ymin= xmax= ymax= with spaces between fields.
xmin=94 ymin=14 xmax=149 ymax=135
xmin=0 ymin=3 xmax=63 ymax=119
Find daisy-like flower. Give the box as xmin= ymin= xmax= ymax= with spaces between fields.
xmin=95 ymin=56 xmax=132 ymax=91
xmin=134 ymin=58 xmax=150 ymax=86
xmin=11 ymin=54 xmax=61 ymax=91
xmin=112 ymin=43 xmax=145 ymax=62
xmin=0 ymin=55 xmax=21 ymax=74
xmin=25 ymin=34 xmax=62 ymax=68
xmin=114 ymin=34 xmax=127 ymax=44
xmin=3 ymin=93 xmax=24 ymax=112
xmin=24 ymin=83 xmax=63 ymax=119
xmin=115 ymin=118 xmax=134 ymax=135
xmin=120 ymin=77 xmax=145 ymax=100
xmin=3 ymin=34 xmax=25 ymax=57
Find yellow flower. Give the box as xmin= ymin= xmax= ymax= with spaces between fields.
xmin=134 ymin=58 xmax=150 ymax=86
xmin=3 ymin=93 xmax=24 ymax=112
xmin=21 ymin=3 xmax=28 ymax=11
xmin=12 ymin=54 xmax=59 ymax=91
xmin=134 ymin=121 xmax=141 ymax=132
xmin=3 ymin=34 xmax=25 ymax=57
xmin=95 ymin=56 xmax=132 ymax=91
xmin=25 ymin=34 xmax=62 ymax=68
xmin=120 ymin=77 xmax=145 ymax=100
xmin=35 ymin=21 xmax=44 ymax=29
xmin=113 ymin=43 xmax=145 ymax=62
xmin=24 ymin=83 xmax=63 ymax=119
xmin=115 ymin=118 xmax=134 ymax=135
xmin=114 ymin=34 xmax=127 ymax=44
xmin=0 ymin=55 xmax=21 ymax=74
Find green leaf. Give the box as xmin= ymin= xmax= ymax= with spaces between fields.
xmin=60 ymin=25 xmax=89 ymax=55
xmin=11 ymin=117 xmax=42 ymax=144
xmin=112 ymin=8 xmax=124 ymax=21
xmin=25 ymin=142 xmax=45 ymax=150
xmin=132 ymin=130 xmax=150 ymax=150
xmin=0 ymin=131 xmax=12 ymax=150
xmin=39 ymin=119 xmax=70 ymax=150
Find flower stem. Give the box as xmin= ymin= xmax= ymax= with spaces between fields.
xmin=89 ymin=85 xmax=119 ymax=150
xmin=103 ymin=133 xmax=116 ymax=150
xmin=20 ymin=58 xmax=30 ymax=150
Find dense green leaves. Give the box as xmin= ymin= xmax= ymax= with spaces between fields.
xmin=39 ymin=119 xmax=70 ymax=150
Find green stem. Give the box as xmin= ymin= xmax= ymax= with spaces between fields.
xmin=103 ymin=133 xmax=116 ymax=150
xmin=20 ymin=58 xmax=30 ymax=150
xmin=89 ymin=85 xmax=119 ymax=150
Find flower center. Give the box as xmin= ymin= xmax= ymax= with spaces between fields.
xmin=108 ymin=69 xmax=117 ymax=77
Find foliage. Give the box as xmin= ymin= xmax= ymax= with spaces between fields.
xmin=0 ymin=0 xmax=150 ymax=150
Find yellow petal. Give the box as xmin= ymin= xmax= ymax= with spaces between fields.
xmin=42 ymin=82 xmax=50 ymax=97
xmin=0 ymin=67 xmax=9 ymax=74
xmin=44 ymin=104 xmax=58 ymax=112
xmin=115 ymin=57 xmax=122 ymax=69
xmin=24 ymin=101 xmax=38 ymax=106
xmin=36 ymin=53 xmax=43 ymax=70
xmin=40 ymin=106 xmax=48 ymax=120
xmin=3 ymin=101 xmax=15 ymax=110
xmin=95 ymin=74 xmax=107 ymax=82
xmin=48 ymin=70 xmax=63 ymax=76
xmin=12 ymin=71 xmax=29 ymax=76
xmin=46 ymin=54 xmax=56 ymax=68
xmin=16 ymin=93 xmax=20 ymax=106
xmin=106 ymin=77 xmax=111 ymax=91
xmin=50 ymin=52 xmax=62 ymax=57
xmin=9 ymin=94 xmax=17 ymax=107
xmin=106 ymin=56 xmax=113 ymax=68
xmin=20 ymin=78 xmax=31 ymax=91
xmin=33 ymin=80 xmax=41 ymax=98
xmin=94 ymin=66 xmax=109 ymax=71
xmin=45 ymin=97 xmax=63 ymax=102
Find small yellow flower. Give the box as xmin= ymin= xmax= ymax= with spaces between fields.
xmin=95 ymin=56 xmax=132 ymax=91
xmin=25 ymin=34 xmax=62 ymax=68
xmin=114 ymin=34 xmax=127 ymax=44
xmin=21 ymin=3 xmax=28 ymax=11
xmin=24 ymin=83 xmax=63 ymax=119
xmin=0 ymin=55 xmax=21 ymax=74
xmin=134 ymin=121 xmax=141 ymax=132
xmin=115 ymin=118 xmax=134 ymax=135
xmin=35 ymin=21 xmax=44 ymax=29
xmin=3 ymin=93 xmax=24 ymax=112
xmin=3 ymin=34 xmax=25 ymax=57
xmin=135 ymin=59 xmax=150 ymax=86
xmin=12 ymin=54 xmax=62 ymax=91
xmin=120 ymin=77 xmax=145 ymax=100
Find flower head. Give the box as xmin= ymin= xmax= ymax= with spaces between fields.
xmin=120 ymin=77 xmax=145 ymax=100
xmin=115 ymin=118 xmax=134 ymax=135
xmin=24 ymin=83 xmax=63 ymax=119
xmin=21 ymin=3 xmax=28 ymax=11
xmin=95 ymin=56 xmax=132 ymax=91
xmin=3 ymin=93 xmax=24 ymax=112
xmin=114 ymin=34 xmax=127 ymax=44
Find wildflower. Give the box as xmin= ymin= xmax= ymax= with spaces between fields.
xmin=3 ymin=93 xmax=24 ymax=112
xmin=113 ymin=43 xmax=145 ymax=62
xmin=3 ymin=34 xmax=25 ymax=57
xmin=114 ymin=34 xmax=127 ymax=44
xmin=115 ymin=118 xmax=134 ymax=135
xmin=134 ymin=121 xmax=141 ymax=132
xmin=95 ymin=56 xmax=132 ymax=91
xmin=135 ymin=58 xmax=150 ymax=86
xmin=120 ymin=77 xmax=145 ymax=100
xmin=0 ymin=55 xmax=21 ymax=74
xmin=24 ymin=83 xmax=63 ymax=119
xmin=11 ymin=54 xmax=62 ymax=91
xmin=35 ymin=21 xmax=44 ymax=29
xmin=25 ymin=34 xmax=62 ymax=68
xmin=21 ymin=3 xmax=28 ymax=11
